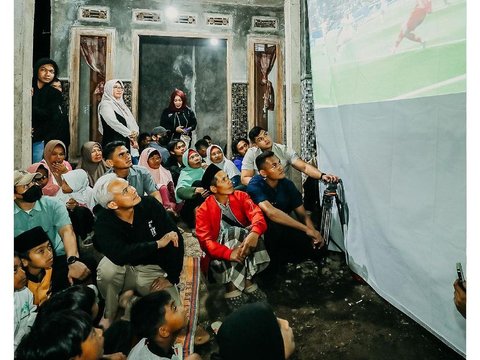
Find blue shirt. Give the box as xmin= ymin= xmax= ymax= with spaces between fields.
xmin=246 ymin=175 xmax=303 ymax=213
xmin=14 ymin=196 xmax=71 ymax=256
xmin=107 ymin=165 xmax=157 ymax=195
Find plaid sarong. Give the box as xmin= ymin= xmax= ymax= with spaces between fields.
xmin=210 ymin=223 xmax=270 ymax=291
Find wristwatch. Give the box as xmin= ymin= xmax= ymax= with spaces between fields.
xmin=67 ymin=256 xmax=80 ymax=265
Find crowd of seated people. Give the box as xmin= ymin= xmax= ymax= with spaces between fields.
xmin=14 ymin=121 xmax=342 ymax=359
xmin=17 ymin=63 xmax=347 ymax=358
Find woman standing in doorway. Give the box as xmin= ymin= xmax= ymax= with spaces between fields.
xmin=98 ymin=79 xmax=139 ymax=153
xmin=160 ymin=89 xmax=197 ymax=146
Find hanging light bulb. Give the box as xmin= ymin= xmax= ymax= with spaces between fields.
xmin=210 ymin=38 xmax=219 ymax=46
xmin=165 ymin=5 xmax=178 ymax=20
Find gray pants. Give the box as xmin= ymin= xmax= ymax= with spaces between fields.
xmin=96 ymin=257 xmax=178 ymax=320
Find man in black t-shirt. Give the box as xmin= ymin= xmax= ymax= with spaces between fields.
xmin=92 ymin=173 xmax=184 ymax=329
xmin=247 ymin=151 xmax=325 ymax=282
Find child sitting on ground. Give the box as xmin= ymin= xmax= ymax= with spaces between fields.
xmin=37 ymin=285 xmax=128 ymax=360
xmin=14 ymin=226 xmax=55 ymax=305
xmin=15 ymin=309 xmax=104 ymax=360
xmin=56 ymin=169 xmax=96 ymax=242
xmin=128 ymin=290 xmax=201 ymax=360
xmin=14 ymin=252 xmax=37 ymax=351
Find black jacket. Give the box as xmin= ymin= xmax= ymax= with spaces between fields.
xmin=93 ymin=196 xmax=184 ymax=284
xmin=31 ymin=58 xmax=70 ymax=147
xmin=160 ymin=107 xmax=197 ymax=141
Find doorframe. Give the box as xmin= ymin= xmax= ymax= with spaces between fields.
xmin=247 ymin=35 xmax=284 ymax=143
xmin=132 ymin=30 xmax=233 ymax=156
xmin=68 ymin=27 xmax=116 ymax=158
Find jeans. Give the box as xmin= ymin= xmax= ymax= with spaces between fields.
xmin=32 ymin=141 xmax=45 ymax=163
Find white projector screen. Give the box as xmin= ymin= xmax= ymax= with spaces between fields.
xmin=308 ymin=0 xmax=466 ymax=355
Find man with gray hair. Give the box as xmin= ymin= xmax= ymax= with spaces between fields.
xmin=92 ymin=173 xmax=184 ymax=329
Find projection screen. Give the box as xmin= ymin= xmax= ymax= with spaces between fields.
xmin=307 ymin=0 xmax=466 ymax=355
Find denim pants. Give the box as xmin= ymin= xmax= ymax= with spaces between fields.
xmin=32 ymin=141 xmax=45 ymax=163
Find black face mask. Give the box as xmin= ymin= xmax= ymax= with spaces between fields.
xmin=20 ymin=184 xmax=43 ymax=203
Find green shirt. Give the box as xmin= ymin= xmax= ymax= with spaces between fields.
xmin=14 ymin=196 xmax=71 ymax=256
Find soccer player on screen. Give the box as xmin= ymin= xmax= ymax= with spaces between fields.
xmin=393 ymin=0 xmax=432 ymax=53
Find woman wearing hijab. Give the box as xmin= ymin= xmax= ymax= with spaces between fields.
xmin=76 ymin=141 xmax=109 ymax=187
xmin=205 ymin=144 xmax=242 ymax=188
xmin=213 ymin=302 xmax=295 ymax=360
xmin=55 ymin=169 xmax=95 ymax=242
xmin=175 ymin=149 xmax=208 ymax=228
xmin=98 ymin=79 xmax=139 ymax=153
xmin=138 ymin=148 xmax=182 ymax=214
xmin=160 ymin=89 xmax=197 ymax=146
xmin=26 ymin=162 xmax=50 ymax=194
xmin=34 ymin=140 xmax=73 ymax=196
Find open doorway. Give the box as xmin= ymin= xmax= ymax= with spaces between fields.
xmin=132 ymin=31 xmax=231 ymax=154
xmin=68 ymin=28 xmax=115 ymax=158
xmin=33 ymin=0 xmax=51 ymax=63
xmin=248 ymin=36 xmax=284 ymax=143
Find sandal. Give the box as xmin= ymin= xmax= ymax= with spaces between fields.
xmin=224 ymin=292 xmax=249 ymax=312
xmin=245 ymin=287 xmax=268 ymax=303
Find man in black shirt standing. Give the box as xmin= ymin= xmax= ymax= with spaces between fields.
xmin=92 ymin=173 xmax=184 ymax=329
xmin=31 ymin=58 xmax=69 ymax=161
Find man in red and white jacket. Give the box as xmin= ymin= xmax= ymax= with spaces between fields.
xmin=196 ymin=164 xmax=270 ymax=311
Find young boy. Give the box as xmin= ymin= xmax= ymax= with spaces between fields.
xmin=14 ymin=226 xmax=55 ymax=305
xmin=128 ymin=291 xmax=201 ymax=360
xmin=194 ymin=139 xmax=209 ymax=161
xmin=15 ymin=309 xmax=104 ymax=360
xmin=14 ymin=252 xmax=37 ymax=351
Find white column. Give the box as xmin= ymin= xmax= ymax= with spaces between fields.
xmin=14 ymin=0 xmax=35 ymax=169
xmin=284 ymin=0 xmax=302 ymax=188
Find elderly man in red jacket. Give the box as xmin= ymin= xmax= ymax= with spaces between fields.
xmin=196 ymin=164 xmax=270 ymax=312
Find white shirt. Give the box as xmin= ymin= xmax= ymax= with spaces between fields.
xmin=14 ymin=287 xmax=37 ymax=350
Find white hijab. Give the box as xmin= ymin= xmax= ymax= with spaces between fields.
xmin=97 ymin=79 xmax=139 ymax=137
xmin=205 ymin=144 xmax=240 ymax=180
xmin=56 ymin=169 xmax=96 ymax=210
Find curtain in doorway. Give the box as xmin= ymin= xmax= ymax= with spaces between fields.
xmin=254 ymin=44 xmax=276 ymax=129
xmin=80 ymin=36 xmax=106 ymax=141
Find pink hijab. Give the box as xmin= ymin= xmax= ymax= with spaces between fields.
xmin=26 ymin=162 xmax=59 ymax=196
xmin=138 ymin=148 xmax=174 ymax=188
xmin=37 ymin=140 xmax=73 ymax=196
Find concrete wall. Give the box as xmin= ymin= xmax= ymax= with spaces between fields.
xmin=51 ymin=1 xmax=283 ymax=80
xmin=138 ymin=36 xmax=227 ymax=144
xmin=14 ymin=0 xmax=35 ymax=169
xmin=49 ymin=0 xmax=284 ymax=151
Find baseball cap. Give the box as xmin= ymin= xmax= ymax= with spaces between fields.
xmin=14 ymin=170 xmax=42 ymax=186
xmin=151 ymin=126 xmax=169 ymax=135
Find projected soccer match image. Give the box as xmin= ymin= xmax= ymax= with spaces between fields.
xmin=307 ymin=0 xmax=466 ymax=107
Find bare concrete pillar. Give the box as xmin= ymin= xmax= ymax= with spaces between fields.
xmin=284 ymin=0 xmax=302 ymax=187
xmin=14 ymin=0 xmax=34 ymax=169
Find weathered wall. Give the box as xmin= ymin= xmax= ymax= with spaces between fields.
xmin=51 ymin=1 xmax=284 ymax=78
xmin=138 ymin=36 xmax=227 ymax=144
xmin=14 ymin=0 xmax=35 ymax=169
xmin=50 ymin=0 xmax=284 ymax=149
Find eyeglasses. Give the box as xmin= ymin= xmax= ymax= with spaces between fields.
xmin=113 ymin=85 xmax=124 ymax=90
xmin=255 ymin=132 xmax=270 ymax=143
xmin=38 ymin=175 xmax=48 ymax=180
